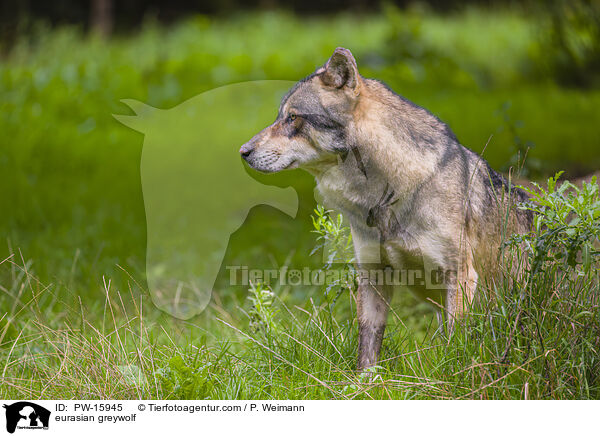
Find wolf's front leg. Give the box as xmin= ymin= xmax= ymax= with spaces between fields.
xmin=357 ymin=279 xmax=392 ymax=370
xmin=445 ymin=244 xmax=478 ymax=332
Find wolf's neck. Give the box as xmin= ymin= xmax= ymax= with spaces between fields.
xmin=348 ymin=102 xmax=441 ymax=200
xmin=311 ymin=155 xmax=387 ymax=224
xmin=311 ymin=81 xmax=452 ymax=224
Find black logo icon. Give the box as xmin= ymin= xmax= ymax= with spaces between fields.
xmin=2 ymin=402 xmax=50 ymax=434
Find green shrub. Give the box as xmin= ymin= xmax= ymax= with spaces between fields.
xmin=510 ymin=172 xmax=600 ymax=275
xmin=460 ymin=173 xmax=600 ymax=398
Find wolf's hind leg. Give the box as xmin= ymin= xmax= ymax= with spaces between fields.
xmin=357 ymin=279 xmax=392 ymax=370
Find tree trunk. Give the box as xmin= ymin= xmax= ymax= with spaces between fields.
xmin=90 ymin=0 xmax=113 ymax=38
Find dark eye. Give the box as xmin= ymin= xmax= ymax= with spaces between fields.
xmin=287 ymin=113 xmax=297 ymax=122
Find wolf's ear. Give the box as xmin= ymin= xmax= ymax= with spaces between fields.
xmin=321 ymin=47 xmax=360 ymax=91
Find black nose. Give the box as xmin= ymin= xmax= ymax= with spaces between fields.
xmin=240 ymin=142 xmax=254 ymax=160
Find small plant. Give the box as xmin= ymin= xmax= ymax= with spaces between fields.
xmin=311 ymin=205 xmax=354 ymax=267
xmin=247 ymin=282 xmax=280 ymax=339
xmin=156 ymin=353 xmax=214 ymax=400
xmin=342 ymin=366 xmax=385 ymax=395
xmin=311 ymin=205 xmax=356 ymax=307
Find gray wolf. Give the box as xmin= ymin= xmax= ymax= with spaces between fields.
xmin=240 ymin=47 xmax=532 ymax=369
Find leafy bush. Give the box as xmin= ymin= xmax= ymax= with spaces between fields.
xmin=510 ymin=172 xmax=600 ymax=275
xmin=465 ymin=173 xmax=600 ymax=398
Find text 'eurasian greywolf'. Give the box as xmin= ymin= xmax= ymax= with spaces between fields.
xmin=240 ymin=47 xmax=531 ymax=369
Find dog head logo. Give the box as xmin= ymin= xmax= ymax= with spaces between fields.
xmin=3 ymin=402 xmax=50 ymax=434
xmin=114 ymin=81 xmax=299 ymax=319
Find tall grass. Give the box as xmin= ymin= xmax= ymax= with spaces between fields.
xmin=1 ymin=175 xmax=598 ymax=399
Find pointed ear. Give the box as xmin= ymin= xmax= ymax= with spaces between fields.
xmin=320 ymin=47 xmax=360 ymax=91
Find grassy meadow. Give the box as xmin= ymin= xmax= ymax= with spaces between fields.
xmin=1 ymin=7 xmax=599 ymax=399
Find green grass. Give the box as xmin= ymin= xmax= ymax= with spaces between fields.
xmin=2 ymin=178 xmax=599 ymax=400
xmin=2 ymin=231 xmax=598 ymax=400
xmin=1 ymin=8 xmax=599 ymax=399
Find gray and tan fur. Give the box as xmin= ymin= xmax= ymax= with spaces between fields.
xmin=240 ymin=47 xmax=532 ymax=369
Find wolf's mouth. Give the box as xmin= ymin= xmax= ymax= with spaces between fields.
xmin=283 ymin=160 xmax=298 ymax=170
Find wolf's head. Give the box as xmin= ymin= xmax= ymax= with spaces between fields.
xmin=240 ymin=47 xmax=361 ymax=173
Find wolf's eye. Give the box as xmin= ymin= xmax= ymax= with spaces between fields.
xmin=287 ymin=113 xmax=297 ymax=122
